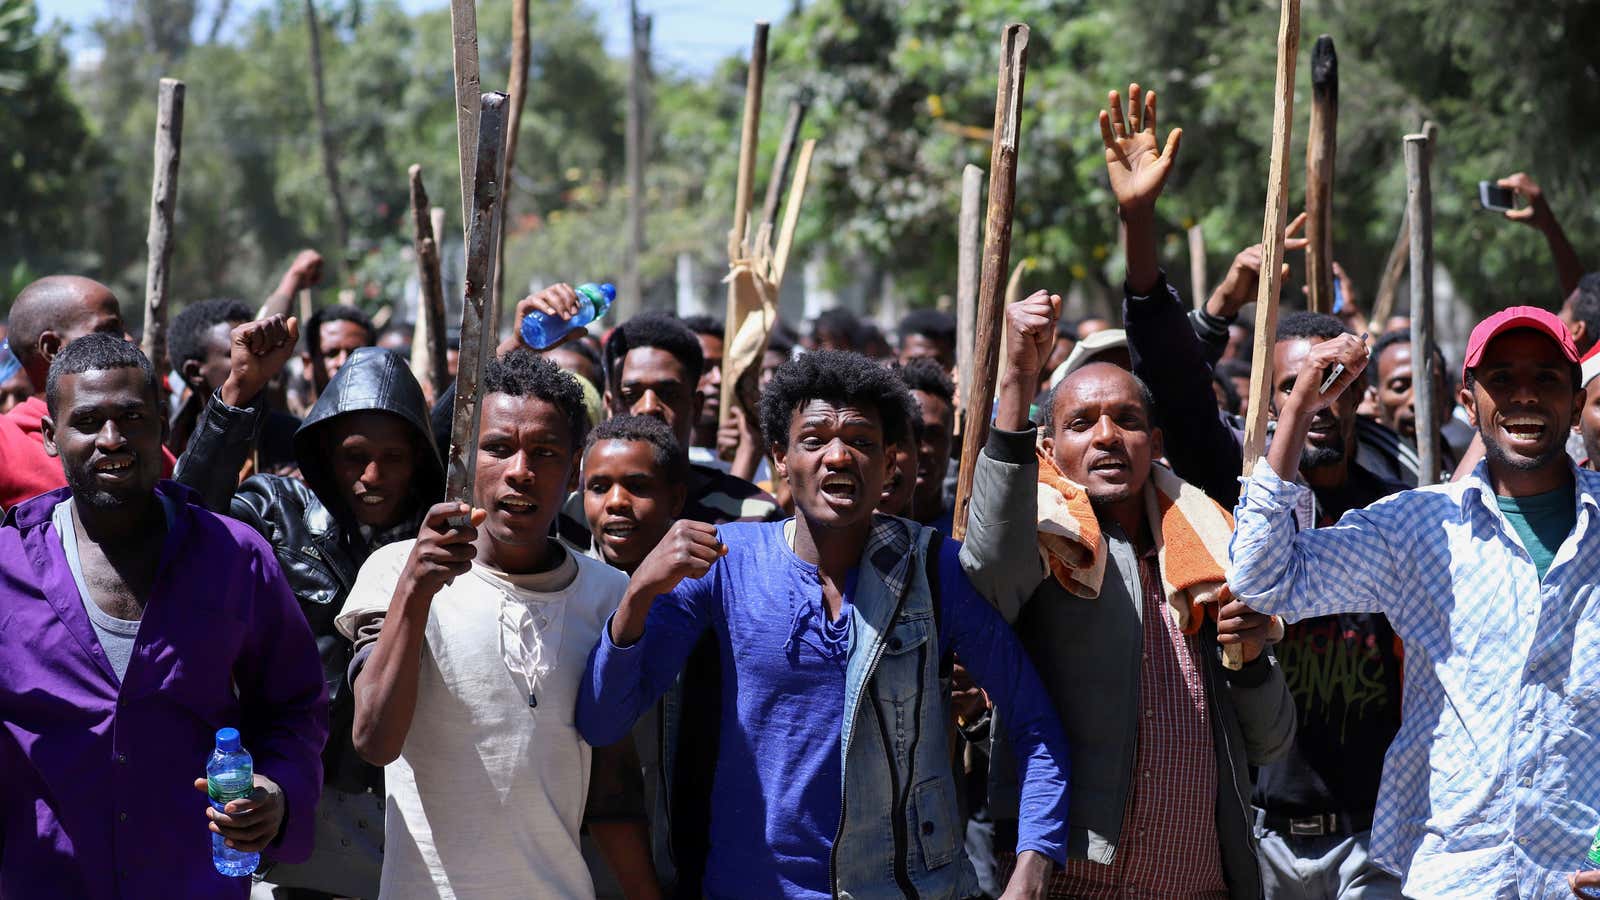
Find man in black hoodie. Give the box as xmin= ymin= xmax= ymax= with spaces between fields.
xmin=176 ymin=318 xmax=443 ymax=899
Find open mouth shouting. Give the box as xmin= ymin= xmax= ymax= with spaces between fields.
xmin=599 ymin=517 xmax=638 ymax=548
xmin=1086 ymin=453 xmax=1131 ymax=480
xmin=820 ymin=472 xmax=859 ymax=505
xmin=497 ymin=494 xmax=539 ymax=519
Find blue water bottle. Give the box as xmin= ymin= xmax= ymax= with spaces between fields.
xmin=206 ymin=727 xmax=259 ymax=877
xmin=520 ymin=282 xmax=615 ymax=350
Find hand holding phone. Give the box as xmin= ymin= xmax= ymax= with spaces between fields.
xmin=1479 ymin=181 xmax=1515 ymax=212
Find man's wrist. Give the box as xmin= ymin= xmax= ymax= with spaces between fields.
xmin=1118 ymin=204 xmax=1156 ymax=228
xmin=218 ymin=374 xmax=259 ymax=410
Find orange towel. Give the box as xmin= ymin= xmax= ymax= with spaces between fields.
xmin=1036 ymin=449 xmax=1251 ymax=658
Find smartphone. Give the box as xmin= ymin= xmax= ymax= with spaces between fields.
xmin=1479 ymin=181 xmax=1515 ymax=212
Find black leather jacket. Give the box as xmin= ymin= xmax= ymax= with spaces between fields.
xmin=175 ymin=347 xmax=444 ymax=791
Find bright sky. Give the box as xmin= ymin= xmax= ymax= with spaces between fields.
xmin=42 ymin=0 xmax=794 ymax=74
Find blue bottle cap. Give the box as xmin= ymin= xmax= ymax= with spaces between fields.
xmin=216 ymin=727 xmax=241 ymax=752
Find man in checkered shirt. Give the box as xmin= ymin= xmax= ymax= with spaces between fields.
xmin=1231 ymin=306 xmax=1600 ymax=898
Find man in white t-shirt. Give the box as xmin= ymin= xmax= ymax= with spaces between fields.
xmin=336 ymin=350 xmax=656 ymax=899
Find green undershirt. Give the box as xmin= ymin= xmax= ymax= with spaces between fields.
xmin=1497 ymin=486 xmax=1577 ymax=581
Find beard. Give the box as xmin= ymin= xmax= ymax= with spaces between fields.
xmin=1299 ymin=442 xmax=1346 ymax=469
xmin=1481 ymin=422 xmax=1568 ymax=473
xmin=62 ymin=464 xmax=151 ymax=510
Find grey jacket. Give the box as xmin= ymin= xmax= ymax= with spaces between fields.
xmin=960 ymin=425 xmax=1295 ymax=899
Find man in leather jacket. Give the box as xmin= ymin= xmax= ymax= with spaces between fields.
xmin=175 ymin=316 xmax=442 ymax=899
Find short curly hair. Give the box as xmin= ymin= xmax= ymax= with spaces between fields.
xmin=483 ymin=348 xmax=590 ymax=449
xmin=585 ymin=414 xmax=689 ymax=483
xmin=168 ymin=298 xmax=252 ymax=370
xmin=897 ymin=357 xmax=955 ymax=406
xmin=46 ymin=333 xmax=158 ymax=418
xmin=759 ymin=349 xmax=917 ymax=451
xmin=602 ymin=313 xmax=704 ymax=391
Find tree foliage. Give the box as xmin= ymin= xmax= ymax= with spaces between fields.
xmin=8 ymin=0 xmax=1598 ymax=325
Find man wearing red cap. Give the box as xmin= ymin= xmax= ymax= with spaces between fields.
xmin=1229 ymin=305 xmax=1600 ymax=898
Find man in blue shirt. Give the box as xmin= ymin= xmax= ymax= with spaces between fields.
xmin=578 ymin=349 xmax=1070 ymax=899
xmin=1231 ymin=305 xmax=1600 ymax=898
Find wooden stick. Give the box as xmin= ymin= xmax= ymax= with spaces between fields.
xmin=298 ymin=288 xmax=313 ymax=325
xmin=759 ymin=98 xmax=810 ymax=248
xmin=142 ymin=78 xmax=185 ymax=376
xmin=449 ymin=0 xmax=481 ymax=242
xmin=955 ymin=164 xmax=984 ymax=437
xmin=1372 ymin=120 xmax=1437 ymax=329
xmin=727 ymin=21 xmax=769 ymax=261
xmin=1305 ymin=35 xmax=1337 ymax=314
xmin=444 ymin=92 xmax=509 ymax=510
xmin=621 ymin=1 xmax=651 ymax=320
xmin=493 ymin=0 xmax=531 ymax=317
xmin=409 ymin=165 xmax=451 ymax=401
xmin=1187 ymin=224 xmax=1207 ymax=310
xmin=1405 ymin=133 xmax=1438 ymax=486
xmin=1241 ymin=0 xmax=1302 ymax=473
xmin=304 ymin=0 xmax=349 ymax=254
xmin=952 ymin=23 xmax=1029 ymax=544
xmin=771 ymin=139 xmax=817 ymax=287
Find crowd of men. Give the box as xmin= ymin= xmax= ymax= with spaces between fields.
xmin=4 ymin=82 xmax=1600 ymax=900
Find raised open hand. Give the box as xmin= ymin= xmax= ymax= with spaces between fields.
xmin=1099 ymin=83 xmax=1183 ymax=218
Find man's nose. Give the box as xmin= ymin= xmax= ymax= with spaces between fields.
xmin=633 ymin=390 xmax=665 ymax=418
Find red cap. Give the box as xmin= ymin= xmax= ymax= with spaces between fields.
xmin=1460 ymin=305 xmax=1579 ymax=383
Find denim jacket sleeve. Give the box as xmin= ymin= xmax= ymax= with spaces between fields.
xmin=1124 ymin=272 xmax=1245 ymax=508
xmin=173 ymin=389 xmax=265 ymax=514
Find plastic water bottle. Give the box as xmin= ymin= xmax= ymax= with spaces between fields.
xmin=206 ymin=727 xmax=259 ymax=877
xmin=520 ymin=282 xmax=615 ymax=351
xmin=1578 ymin=823 xmax=1600 ymax=899
xmin=0 ymin=340 xmax=20 ymax=385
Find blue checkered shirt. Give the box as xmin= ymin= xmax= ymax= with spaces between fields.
xmin=1230 ymin=458 xmax=1600 ymax=899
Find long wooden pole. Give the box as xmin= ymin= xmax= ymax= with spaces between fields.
xmin=1405 ymin=133 xmax=1437 ymax=486
xmin=759 ymin=99 xmax=810 ymax=248
xmin=304 ymin=0 xmax=349 ymax=255
xmin=444 ymin=92 xmax=509 ymax=509
xmin=142 ymin=77 xmax=185 ymax=376
xmin=621 ymin=3 xmax=651 ymax=320
xmin=1372 ymin=120 xmax=1437 ymax=329
xmin=717 ymin=21 xmax=769 ymax=449
xmin=1187 ymin=224 xmax=1207 ymax=310
xmin=955 ymin=164 xmax=984 ymax=436
xmin=449 ymin=0 xmax=481 ymax=242
xmin=409 ymin=165 xmax=451 ymax=401
xmin=951 ymin=24 xmax=1029 ymax=543
xmin=1241 ymin=0 xmax=1302 ymax=473
xmin=1305 ymin=35 xmax=1338 ymax=314
xmin=493 ymin=0 xmax=531 ymax=319
xmin=727 ymin=21 xmax=769 ymax=262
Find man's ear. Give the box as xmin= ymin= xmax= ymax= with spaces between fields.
xmin=1150 ymin=426 xmax=1165 ymax=464
xmin=690 ymin=386 xmax=707 ymax=425
xmin=300 ymin=350 xmax=314 ymax=373
xmin=37 ymin=330 xmax=63 ymax=366
xmin=770 ymin=441 xmax=788 ymax=482
xmin=180 ymin=359 xmax=205 ymax=392
xmin=1571 ymin=386 xmax=1586 ymax=432
xmin=1040 ymin=434 xmax=1054 ymax=459
xmin=667 ymin=479 xmax=688 ymax=518
xmin=1572 ymin=319 xmax=1588 ymax=347
xmin=41 ymin=414 xmax=59 ymax=458
xmin=1460 ymin=384 xmax=1479 ymax=428
xmin=604 ymin=389 xmax=624 ymax=418
xmin=567 ymin=448 xmax=583 ymax=493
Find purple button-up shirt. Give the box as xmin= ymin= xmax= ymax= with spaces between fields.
xmin=0 ymin=482 xmax=328 ymax=899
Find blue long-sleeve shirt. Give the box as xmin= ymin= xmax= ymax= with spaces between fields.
xmin=578 ymin=520 xmax=1069 ymax=899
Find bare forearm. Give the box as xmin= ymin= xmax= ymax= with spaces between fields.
xmin=1543 ymin=220 xmax=1585 ymax=297
xmin=589 ymin=820 xmax=661 ymax=900
xmin=1266 ymin=405 xmax=1312 ymax=482
xmin=351 ymin=590 xmax=432 ymax=765
xmin=730 ymin=441 xmax=762 ymax=482
xmin=994 ymin=371 xmax=1034 ymax=433
xmin=1122 ymin=208 xmax=1160 ymax=296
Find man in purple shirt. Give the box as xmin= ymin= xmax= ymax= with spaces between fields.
xmin=0 ymin=334 xmax=327 ymax=899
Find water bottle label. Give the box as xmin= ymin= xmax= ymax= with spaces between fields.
xmin=208 ymin=776 xmax=253 ymax=803
xmin=1588 ymin=827 xmax=1600 ymax=867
